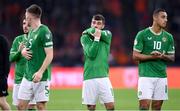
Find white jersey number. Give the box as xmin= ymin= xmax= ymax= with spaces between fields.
xmin=153 ymin=41 xmax=161 ymax=50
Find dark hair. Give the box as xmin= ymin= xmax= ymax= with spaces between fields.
xmin=153 ymin=8 xmax=166 ymax=16
xmin=26 ymin=4 xmax=42 ymax=18
xmin=92 ymin=14 xmax=105 ymax=24
xmin=20 ymin=15 xmax=25 ymax=27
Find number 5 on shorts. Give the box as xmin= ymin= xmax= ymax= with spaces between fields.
xmin=45 ymin=86 xmax=49 ymax=97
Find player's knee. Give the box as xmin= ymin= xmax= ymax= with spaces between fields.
xmin=139 ymin=104 xmax=150 ymax=110
xmin=139 ymin=107 xmax=149 ymax=110
xmin=27 ymin=104 xmax=36 ymax=110
xmin=17 ymin=103 xmax=26 ymax=110
xmin=28 ymin=104 xmax=36 ymax=109
xmin=152 ymin=103 xmax=162 ymax=110
xmin=36 ymin=102 xmax=46 ymax=110
xmin=0 ymin=98 xmax=10 ymax=110
xmin=0 ymin=100 xmax=4 ymax=107
xmin=87 ymin=105 xmax=96 ymax=111
xmin=105 ymin=103 xmax=114 ymax=111
xmin=139 ymin=100 xmax=150 ymax=110
xmin=36 ymin=105 xmax=44 ymax=110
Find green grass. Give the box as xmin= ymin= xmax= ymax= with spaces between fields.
xmin=7 ymin=89 xmax=180 ymax=110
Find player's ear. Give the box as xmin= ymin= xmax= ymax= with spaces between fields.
xmin=153 ymin=14 xmax=158 ymax=21
xmin=101 ymin=24 xmax=105 ymax=29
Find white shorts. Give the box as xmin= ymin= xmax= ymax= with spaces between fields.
xmin=18 ymin=78 xmax=50 ymax=102
xmin=82 ymin=77 xmax=114 ymax=105
xmin=12 ymin=84 xmax=36 ymax=106
xmin=138 ymin=77 xmax=168 ymax=100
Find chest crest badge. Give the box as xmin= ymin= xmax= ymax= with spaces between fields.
xmin=162 ymin=37 xmax=167 ymax=42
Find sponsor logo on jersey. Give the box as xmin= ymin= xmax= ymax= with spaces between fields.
xmin=147 ymin=37 xmax=152 ymax=40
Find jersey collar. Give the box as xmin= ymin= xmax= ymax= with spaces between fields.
xmin=33 ymin=24 xmax=42 ymax=32
xmin=149 ymin=27 xmax=162 ymax=35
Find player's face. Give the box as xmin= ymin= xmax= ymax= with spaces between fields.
xmin=23 ymin=19 xmax=29 ymax=34
xmin=155 ymin=12 xmax=168 ymax=28
xmin=91 ymin=19 xmax=104 ymax=29
xmin=25 ymin=12 xmax=35 ymax=27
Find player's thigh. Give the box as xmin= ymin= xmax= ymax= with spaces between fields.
xmin=12 ymin=84 xmax=20 ymax=105
xmin=82 ymin=79 xmax=98 ymax=105
xmin=98 ymin=77 xmax=114 ymax=104
xmin=138 ymin=77 xmax=154 ymax=100
xmin=18 ymin=78 xmax=33 ymax=101
xmin=153 ymin=78 xmax=168 ymax=100
xmin=0 ymin=77 xmax=8 ymax=97
xmin=33 ymin=80 xmax=50 ymax=102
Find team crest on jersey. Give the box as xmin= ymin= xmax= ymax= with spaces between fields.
xmin=138 ymin=91 xmax=142 ymax=96
xmin=162 ymin=37 xmax=167 ymax=42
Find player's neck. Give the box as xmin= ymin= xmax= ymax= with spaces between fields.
xmin=32 ymin=20 xmax=41 ymax=30
xmin=151 ymin=23 xmax=162 ymax=35
xmin=24 ymin=33 xmax=28 ymax=38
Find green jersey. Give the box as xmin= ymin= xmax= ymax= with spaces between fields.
xmin=10 ymin=34 xmax=28 ymax=84
xmin=133 ymin=27 xmax=175 ymax=78
xmin=80 ymin=28 xmax=112 ymax=80
xmin=25 ymin=24 xmax=53 ymax=81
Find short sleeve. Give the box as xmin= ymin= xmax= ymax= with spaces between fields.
xmin=167 ymin=35 xmax=175 ymax=54
xmin=133 ymin=31 xmax=144 ymax=52
xmin=40 ymin=28 xmax=53 ymax=48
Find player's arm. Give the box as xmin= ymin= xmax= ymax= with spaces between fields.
xmin=9 ymin=38 xmax=24 ymax=62
xmin=0 ymin=35 xmax=10 ymax=76
xmin=161 ymin=54 xmax=175 ymax=62
xmin=132 ymin=30 xmax=158 ymax=61
xmin=161 ymin=35 xmax=175 ymax=62
xmin=81 ymin=31 xmax=101 ymax=59
xmin=39 ymin=47 xmax=53 ymax=74
xmin=133 ymin=50 xmax=159 ymax=61
xmin=100 ymin=30 xmax=112 ymax=44
xmin=33 ymin=47 xmax=53 ymax=83
xmin=86 ymin=28 xmax=111 ymax=44
xmin=33 ymin=29 xmax=53 ymax=83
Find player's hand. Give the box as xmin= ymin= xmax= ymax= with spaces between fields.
xmin=32 ymin=71 xmax=43 ymax=83
xmin=151 ymin=51 xmax=164 ymax=59
xmin=151 ymin=51 xmax=162 ymax=56
xmin=21 ymin=48 xmax=32 ymax=60
xmin=90 ymin=28 xmax=101 ymax=40
xmin=18 ymin=42 xmax=25 ymax=51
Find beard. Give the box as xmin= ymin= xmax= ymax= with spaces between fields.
xmin=158 ymin=22 xmax=166 ymax=28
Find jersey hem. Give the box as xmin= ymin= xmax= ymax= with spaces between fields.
xmin=133 ymin=48 xmax=142 ymax=52
xmin=139 ymin=76 xmax=167 ymax=78
xmin=84 ymin=76 xmax=108 ymax=81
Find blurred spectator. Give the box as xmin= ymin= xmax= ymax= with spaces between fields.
xmin=0 ymin=0 xmax=179 ymax=66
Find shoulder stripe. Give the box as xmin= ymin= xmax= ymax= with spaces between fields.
xmin=45 ymin=42 xmax=53 ymax=46
xmin=167 ymin=51 xmax=175 ymax=54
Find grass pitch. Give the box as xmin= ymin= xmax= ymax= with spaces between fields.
xmin=7 ymin=89 xmax=180 ymax=110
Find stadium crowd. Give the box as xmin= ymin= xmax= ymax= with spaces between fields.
xmin=0 ymin=0 xmax=179 ymax=66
